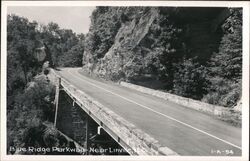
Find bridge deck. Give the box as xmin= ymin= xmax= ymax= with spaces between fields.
xmin=55 ymin=68 xmax=241 ymax=156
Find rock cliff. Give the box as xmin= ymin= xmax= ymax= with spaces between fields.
xmin=82 ymin=7 xmax=242 ymax=107
xmin=83 ymin=7 xmax=228 ymax=82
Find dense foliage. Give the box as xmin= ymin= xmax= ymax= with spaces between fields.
xmin=7 ymin=14 xmax=84 ymax=106
xmin=7 ymin=15 xmax=85 ymax=154
xmin=203 ymin=8 xmax=242 ymax=107
xmin=7 ymin=77 xmax=55 ymax=154
xmin=7 ymin=15 xmax=41 ymax=96
xmin=173 ymin=58 xmax=208 ymax=100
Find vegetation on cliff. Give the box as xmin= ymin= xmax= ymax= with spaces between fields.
xmin=7 ymin=15 xmax=85 ymax=154
xmin=203 ymin=8 xmax=242 ymax=107
xmin=82 ymin=7 xmax=242 ymax=108
xmin=7 ymin=15 xmax=85 ymax=99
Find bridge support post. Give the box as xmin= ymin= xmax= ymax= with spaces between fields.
xmin=97 ymin=126 xmax=102 ymax=135
xmin=54 ymin=77 xmax=61 ymax=127
xmin=85 ymin=114 xmax=90 ymax=155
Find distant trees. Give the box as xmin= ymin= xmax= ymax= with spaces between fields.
xmin=39 ymin=22 xmax=84 ymax=67
xmin=58 ymin=34 xmax=85 ymax=67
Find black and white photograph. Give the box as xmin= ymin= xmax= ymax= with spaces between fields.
xmin=1 ymin=1 xmax=249 ymax=161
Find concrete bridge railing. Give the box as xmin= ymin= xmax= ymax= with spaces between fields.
xmin=49 ymin=69 xmax=178 ymax=156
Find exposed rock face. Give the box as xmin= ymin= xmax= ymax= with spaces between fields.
xmin=95 ymin=8 xmax=160 ymax=81
xmin=83 ymin=7 xmax=229 ymax=83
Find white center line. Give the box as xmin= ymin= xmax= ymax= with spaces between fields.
xmin=65 ymin=68 xmax=242 ymax=150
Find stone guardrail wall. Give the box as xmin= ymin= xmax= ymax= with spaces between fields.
xmin=48 ymin=69 xmax=178 ymax=156
xmin=120 ymin=81 xmax=231 ymax=116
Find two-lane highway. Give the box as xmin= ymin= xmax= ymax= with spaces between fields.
xmin=56 ymin=68 xmax=242 ymax=156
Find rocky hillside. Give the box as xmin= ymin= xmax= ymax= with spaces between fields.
xmin=82 ymin=7 xmax=242 ymax=107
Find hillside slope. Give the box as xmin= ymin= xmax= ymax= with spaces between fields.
xmin=82 ymin=7 xmax=242 ymax=107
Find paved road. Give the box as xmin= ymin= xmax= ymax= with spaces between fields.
xmin=56 ymin=68 xmax=242 ymax=156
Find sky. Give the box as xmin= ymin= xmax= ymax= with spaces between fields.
xmin=7 ymin=6 xmax=96 ymax=34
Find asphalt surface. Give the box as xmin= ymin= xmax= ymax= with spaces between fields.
xmin=56 ymin=68 xmax=242 ymax=156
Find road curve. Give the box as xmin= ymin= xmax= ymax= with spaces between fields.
xmin=56 ymin=68 xmax=242 ymax=156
